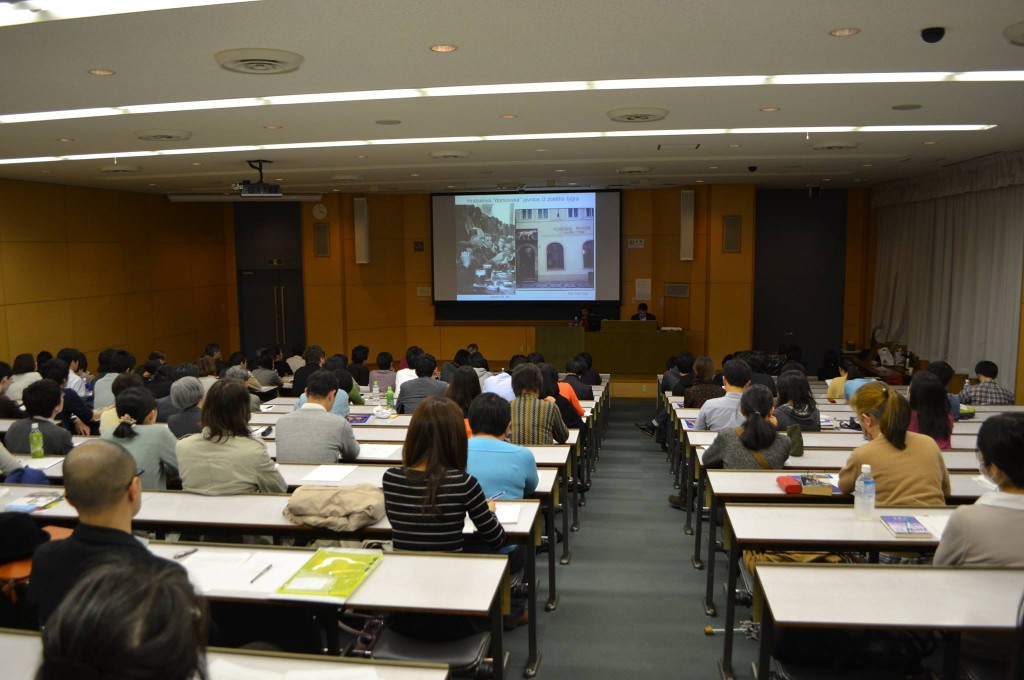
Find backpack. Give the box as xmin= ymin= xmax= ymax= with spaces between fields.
xmin=4 ymin=467 xmax=50 ymax=486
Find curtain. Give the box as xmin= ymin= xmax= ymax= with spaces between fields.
xmin=872 ymin=183 xmax=1024 ymax=388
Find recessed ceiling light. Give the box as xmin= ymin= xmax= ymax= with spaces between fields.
xmin=148 ymin=183 xmax=157 ymax=186
xmin=410 ymin=173 xmax=420 ymax=177
xmin=264 ymin=124 xmax=283 ymax=130
xmin=375 ymin=119 xmax=402 ymax=125
xmin=536 ymin=148 xmax=548 ymax=152
xmin=480 ymin=171 xmax=495 ymax=175
xmin=274 ymin=178 xmax=283 ymax=181
xmin=190 ymin=162 xmax=202 ymax=166
xmin=554 ymin=169 xmax=566 ymax=173
xmin=760 ymin=106 xmax=780 ymax=112
xmin=499 ymin=114 xmax=518 ymax=120
xmin=728 ymin=143 xmax=742 ymax=148
xmin=88 ymin=69 xmax=115 ymax=76
xmin=446 ymin=184 xmax=456 ymax=188
xmin=430 ymin=44 xmax=458 ymax=53
xmin=923 ymin=140 xmax=937 ymax=145
xmin=695 ymin=179 xmax=704 ymax=183
xmin=829 ymin=27 xmax=861 ymax=37
xmin=568 ymin=182 xmax=578 ymax=186
xmin=709 ymin=166 xmax=718 ymax=169
xmin=354 ymin=154 xmax=367 ymax=158
xmin=332 ymin=188 xmax=340 ymax=192
xmin=56 ymin=137 xmax=74 ymax=142
xmin=823 ymin=178 xmax=832 ymax=182
xmin=892 ymin=104 xmax=922 ymax=111
xmin=862 ymin=163 xmax=873 ymax=167
xmin=40 ymin=170 xmax=50 ymax=174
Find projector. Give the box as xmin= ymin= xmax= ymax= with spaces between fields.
xmin=239 ymin=181 xmax=282 ymax=197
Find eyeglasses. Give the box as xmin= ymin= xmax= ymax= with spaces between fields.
xmin=126 ymin=467 xmax=145 ymax=490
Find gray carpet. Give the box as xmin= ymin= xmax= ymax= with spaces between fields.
xmin=502 ymin=398 xmax=759 ymax=679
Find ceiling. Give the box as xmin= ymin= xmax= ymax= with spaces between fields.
xmin=1 ymin=0 xmax=1023 ymax=197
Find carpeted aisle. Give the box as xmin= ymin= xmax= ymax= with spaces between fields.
xmin=502 ymin=397 xmax=760 ymax=679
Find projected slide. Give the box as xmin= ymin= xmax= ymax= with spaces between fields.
xmin=453 ymin=193 xmax=596 ymax=301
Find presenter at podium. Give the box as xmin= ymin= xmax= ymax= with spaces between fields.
xmin=630 ymin=303 xmax=656 ymax=321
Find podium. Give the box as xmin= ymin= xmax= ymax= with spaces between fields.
xmin=537 ymin=323 xmax=685 ymax=375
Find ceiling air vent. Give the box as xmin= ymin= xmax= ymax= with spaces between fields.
xmin=616 ymin=166 xmax=651 ymax=175
xmin=665 ymin=283 xmax=690 ymax=298
xmin=430 ymin=150 xmax=472 ymax=160
xmin=134 ymin=129 xmax=192 ymax=142
xmin=214 ymin=48 xmax=304 ymax=75
xmin=812 ymin=140 xmax=859 ymax=151
xmin=608 ymin=107 xmax=669 ymax=123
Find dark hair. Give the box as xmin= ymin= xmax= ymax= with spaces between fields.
xmin=638 ymin=302 xmax=648 ymax=311
xmin=40 ymin=358 xmax=69 ymax=385
xmin=141 ymin=360 xmax=164 ymax=380
xmin=113 ymin=387 xmax=156 ymax=440
xmin=0 ymin=361 xmax=11 ymax=382
xmin=926 ymin=361 xmax=954 ymax=388
xmin=334 ymin=369 xmax=354 ymax=394
xmin=148 ymin=351 xmax=166 ymax=363
xmin=851 ymin=381 xmax=911 ymax=450
xmin=445 ymin=366 xmax=482 ymax=417
xmin=565 ymin=356 xmax=586 ymax=376
xmin=452 ymin=349 xmax=471 ymax=367
xmin=578 ymin=352 xmax=593 ymax=370
xmin=23 ymin=379 xmax=63 ymax=418
xmin=111 ymin=350 xmax=136 ymax=374
xmin=693 ymin=356 xmax=716 ymax=382
xmin=376 ymin=351 xmax=393 ymax=370
xmin=291 ymin=343 xmax=306 ymax=357
xmin=306 ymin=370 xmax=340 ymax=399
xmin=303 ymin=345 xmax=325 ymax=364
xmin=737 ymin=351 xmax=765 ymax=374
xmin=777 ymin=370 xmax=816 ymax=411
xmin=63 ymin=439 xmax=138 ymax=514
xmin=527 ymin=352 xmax=545 ymax=364
xmin=469 ymin=351 xmax=489 ymax=370
xmin=226 ymin=352 xmax=246 ymax=368
xmin=722 ymin=359 xmax=751 ymax=388
xmin=909 ymin=371 xmax=952 ymax=442
xmin=36 ymin=351 xmax=53 ymax=366
xmin=352 ymin=345 xmax=369 ymax=364
xmin=405 ymin=345 xmax=424 ymax=364
xmin=739 ymin=384 xmax=778 ymax=451
xmin=537 ymin=363 xmax=562 ymax=400
xmin=323 ymin=355 xmax=346 ymax=374
xmin=466 ymin=343 xmax=479 ymax=354
xmin=200 ymin=379 xmax=252 ymax=443
xmin=415 ymin=353 xmax=437 ymax=378
xmin=38 ymin=560 xmax=209 ymax=680
xmin=977 ymin=413 xmax=1024 ymax=487
xmin=196 ymin=356 xmax=217 ymax=377
xmin=468 ymin=392 xmax=511 ymax=437
xmin=841 ymin=358 xmax=863 ymax=379
xmin=821 ymin=349 xmax=839 ymax=369
xmin=204 ymin=343 xmax=220 ymax=357
xmin=779 ymin=360 xmax=806 ymax=376
xmin=676 ymin=352 xmax=695 ymax=374
xmin=332 ymin=353 xmax=349 ymax=368
xmin=402 ymin=396 xmax=468 ymax=516
xmin=508 ymin=354 xmax=529 ymax=371
xmin=112 ymin=371 xmax=144 ymax=397
xmin=665 ymin=355 xmax=677 ymax=370
xmin=97 ymin=349 xmax=116 ymax=374
xmin=255 ymin=352 xmax=274 ymax=370
xmin=57 ymin=347 xmax=84 ymax=369
xmin=511 ymin=363 xmax=543 ymax=397
xmin=12 ymin=353 xmax=35 ymax=375
xmin=975 ymin=360 xmax=999 ymax=379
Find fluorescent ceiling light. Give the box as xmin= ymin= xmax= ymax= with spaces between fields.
xmin=0 ymin=124 xmax=995 ymax=166
xmin=0 ymin=0 xmax=258 ymax=27
xmin=2 ymin=71 xmax=1022 ymax=126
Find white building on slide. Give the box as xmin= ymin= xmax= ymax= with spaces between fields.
xmin=514 ymin=207 xmax=595 ymax=288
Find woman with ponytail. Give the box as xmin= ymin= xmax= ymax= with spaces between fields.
xmin=100 ymin=386 xmax=179 ymax=490
xmin=839 ymin=381 xmax=950 ymax=505
xmin=703 ymin=384 xmax=791 ymax=469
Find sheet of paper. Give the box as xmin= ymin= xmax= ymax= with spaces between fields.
xmin=208 ymin=658 xmax=282 ymax=680
xmin=359 ymin=444 xmax=403 ymax=460
xmin=301 ymin=465 xmax=357 ymax=483
xmin=23 ymin=457 xmax=61 ymax=470
xmin=915 ymin=514 xmax=950 ymax=539
xmin=496 ymin=504 xmax=521 ymax=524
xmin=182 ymin=552 xmax=278 ymax=595
xmin=287 ymin=669 xmax=380 ymax=680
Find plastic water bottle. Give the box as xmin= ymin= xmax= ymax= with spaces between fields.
xmin=385 ymin=386 xmax=394 ymax=410
xmin=371 ymin=380 xmax=380 ymax=405
xmin=29 ymin=423 xmax=44 ymax=459
xmin=853 ymin=463 xmax=875 ymax=520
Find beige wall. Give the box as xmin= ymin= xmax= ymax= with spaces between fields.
xmin=0 ymin=178 xmax=232 ymax=368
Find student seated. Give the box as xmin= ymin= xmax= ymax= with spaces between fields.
xmin=959 ymin=359 xmax=1015 ymax=405
xmin=36 ymin=560 xmax=207 ymax=680
xmin=348 ymin=344 xmax=370 ymax=387
xmin=285 ymin=342 xmax=306 ymax=375
xmin=825 ymin=358 xmax=854 ymax=403
xmin=816 ymin=349 xmax=841 ymax=381
xmin=702 ymin=384 xmax=792 ymax=470
xmin=736 ymin=352 xmax=777 ymax=397
xmin=6 ymin=379 xmax=73 ymax=455
xmin=224 ymin=366 xmax=262 ymax=414
xmin=101 ymin=387 xmax=179 ymax=490
xmin=907 ymin=371 xmax=954 ymax=450
xmin=469 ymin=351 xmax=493 ymax=390
xmin=98 ymin=372 xmax=144 ymax=431
xmin=393 ymin=345 xmax=422 ymax=399
xmin=694 ymin=358 xmax=751 ymax=431
xmin=382 ymin=396 xmax=506 ymax=640
xmin=841 ymin=365 xmax=878 ymax=402
xmin=167 ymin=377 xmax=204 ymax=439
xmin=41 ymin=358 xmax=99 ymax=436
xmin=839 ymin=381 xmax=950 ymax=507
xmin=438 ymin=348 xmax=470 ymax=384
xmin=250 ymin=351 xmax=284 ymax=390
xmin=0 ymin=361 xmax=23 ymax=419
xmin=56 ymin=347 xmax=88 ymax=399
xmin=28 ymin=439 xmax=182 ymax=624
xmin=483 ymin=354 xmax=528 ymax=402
xmin=290 ymin=345 xmax=325 ymax=396
xmin=562 ymin=355 xmax=594 ymax=401
xmin=368 ymin=351 xmax=396 ymax=392
xmin=539 ymin=363 xmax=584 ymax=430
xmin=508 ymin=364 xmax=569 ymax=446
xmin=396 ymin=353 xmax=448 ymax=414
xmin=7 ymin=353 xmax=41 ymax=403
xmin=668 ymin=352 xmax=697 ymax=397
xmin=925 ymin=360 xmax=961 ymax=420
xmin=196 ymin=355 xmax=219 ymax=396
xmin=682 ymin=355 xmax=725 ymax=410
xmin=773 ymin=370 xmax=821 ymax=432
xmin=276 ymin=370 xmax=360 ymax=463
xmin=577 ymin=352 xmax=602 ymax=386
xmin=445 ymin=365 xmax=482 ymax=437
xmin=291 ymin=357 xmax=353 ymax=417
xmin=176 ymin=380 xmax=287 ymax=495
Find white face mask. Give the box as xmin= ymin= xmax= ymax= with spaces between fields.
xmin=977 ymin=457 xmax=998 ymax=486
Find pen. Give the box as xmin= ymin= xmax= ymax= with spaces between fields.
xmin=487 ymin=491 xmax=505 ymax=501
xmin=173 ymin=548 xmax=198 ymax=560
xmin=250 ymin=564 xmax=272 ymax=584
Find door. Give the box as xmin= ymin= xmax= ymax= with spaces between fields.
xmin=237 ymin=269 xmax=306 ymax=356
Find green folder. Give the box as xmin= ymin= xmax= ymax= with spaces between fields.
xmin=276 ymin=549 xmax=383 ymax=599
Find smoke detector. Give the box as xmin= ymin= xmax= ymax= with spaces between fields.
xmin=214 ymin=48 xmax=304 ymax=75
xmin=812 ymin=140 xmax=859 ymax=151
xmin=607 ymin=107 xmax=669 ymax=123
xmin=430 ymin=150 xmax=472 ymax=160
xmin=134 ymin=129 xmax=192 ymax=142
xmin=616 ymin=166 xmax=652 ymax=175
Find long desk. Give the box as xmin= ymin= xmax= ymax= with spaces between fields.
xmin=718 ymin=504 xmax=957 ymax=680
xmin=752 ymin=564 xmax=1024 ymax=680
xmin=1 ymin=628 xmax=452 ymax=680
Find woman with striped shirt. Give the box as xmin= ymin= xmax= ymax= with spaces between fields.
xmin=382 ymin=395 xmax=506 ymax=640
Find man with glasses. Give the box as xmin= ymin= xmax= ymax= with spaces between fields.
xmin=28 ymin=439 xmax=181 ymax=625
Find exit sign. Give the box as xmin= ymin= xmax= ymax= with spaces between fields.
xmin=627 ymin=239 xmax=645 ymax=249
